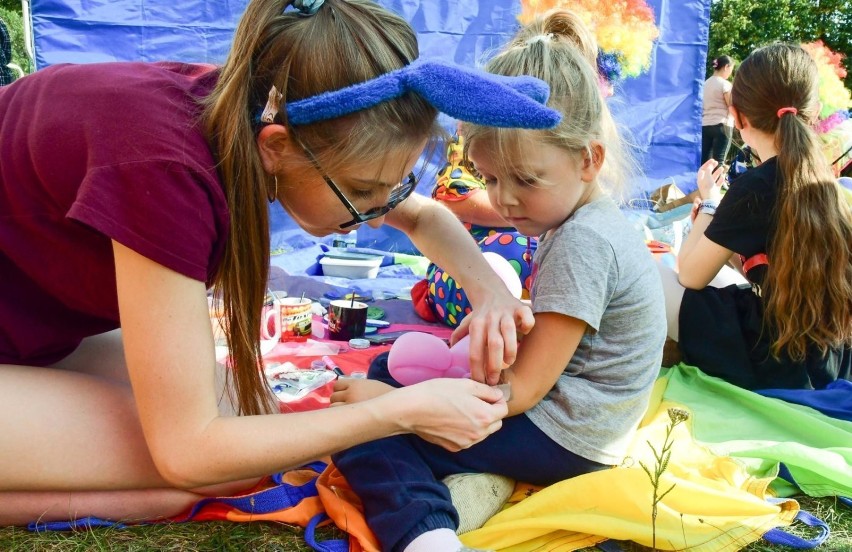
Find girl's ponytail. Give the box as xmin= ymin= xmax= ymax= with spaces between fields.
xmin=484 ymin=9 xmax=636 ymax=201
xmin=769 ymin=107 xmax=852 ymax=360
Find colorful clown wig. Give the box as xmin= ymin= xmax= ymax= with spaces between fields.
xmin=801 ymin=40 xmax=851 ymax=126
xmin=519 ymin=0 xmax=659 ymax=83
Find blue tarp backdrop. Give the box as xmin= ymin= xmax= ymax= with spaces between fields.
xmin=30 ymin=0 xmax=710 ymax=252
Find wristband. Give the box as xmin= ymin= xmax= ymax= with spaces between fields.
xmin=697 ymin=199 xmax=719 ymax=216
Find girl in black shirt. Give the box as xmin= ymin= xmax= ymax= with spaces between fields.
xmin=671 ymin=44 xmax=851 ymax=390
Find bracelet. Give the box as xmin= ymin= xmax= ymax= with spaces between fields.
xmin=697 ymin=199 xmax=719 ymax=216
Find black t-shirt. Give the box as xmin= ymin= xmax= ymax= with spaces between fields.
xmin=704 ymin=157 xmax=778 ymax=287
xmin=681 ymin=156 xmax=850 ymax=390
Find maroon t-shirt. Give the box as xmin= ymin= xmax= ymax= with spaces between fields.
xmin=0 ymin=62 xmax=229 ymax=365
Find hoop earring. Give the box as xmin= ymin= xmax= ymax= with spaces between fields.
xmin=268 ymin=176 xmax=278 ymax=204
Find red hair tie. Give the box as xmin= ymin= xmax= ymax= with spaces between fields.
xmin=777 ymin=107 xmax=798 ymax=118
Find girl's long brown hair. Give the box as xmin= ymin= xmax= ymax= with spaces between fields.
xmin=731 ymin=43 xmax=852 ymax=361
xmin=202 ymin=0 xmax=438 ymax=415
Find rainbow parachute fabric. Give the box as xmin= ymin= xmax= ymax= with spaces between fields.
xmin=519 ymin=0 xmax=660 ymax=82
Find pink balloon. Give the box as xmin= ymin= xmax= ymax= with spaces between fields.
xmin=483 ymin=251 xmax=522 ymax=299
xmin=388 ymin=332 xmax=471 ymax=386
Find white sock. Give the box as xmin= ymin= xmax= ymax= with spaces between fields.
xmin=403 ymin=528 xmax=463 ymax=552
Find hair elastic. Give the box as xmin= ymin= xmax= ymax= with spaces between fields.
xmin=777 ymin=107 xmax=798 ymax=118
xmin=524 ymin=33 xmax=555 ymax=46
xmin=292 ymin=0 xmax=324 ymax=16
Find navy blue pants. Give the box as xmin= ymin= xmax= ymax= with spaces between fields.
xmin=331 ymin=353 xmax=608 ymax=552
xmin=701 ymin=123 xmax=733 ymax=164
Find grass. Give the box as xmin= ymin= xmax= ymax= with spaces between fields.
xmin=0 ymin=495 xmax=848 ymax=551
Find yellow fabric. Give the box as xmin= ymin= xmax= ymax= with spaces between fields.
xmin=461 ymin=378 xmax=799 ymax=552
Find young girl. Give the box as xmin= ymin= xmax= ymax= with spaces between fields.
xmin=669 ymin=44 xmax=851 ymax=390
xmin=331 ymin=10 xmax=666 ymax=552
xmin=415 ymin=10 xmax=626 ymax=330
xmin=0 ymin=0 xmax=550 ymax=526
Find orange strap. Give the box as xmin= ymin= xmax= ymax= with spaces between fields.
xmin=741 ymin=253 xmax=769 ymax=273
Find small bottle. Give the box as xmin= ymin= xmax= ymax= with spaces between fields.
xmin=332 ymin=229 xmax=357 ymax=249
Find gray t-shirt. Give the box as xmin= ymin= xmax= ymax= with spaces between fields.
xmin=525 ymin=196 xmax=666 ymax=465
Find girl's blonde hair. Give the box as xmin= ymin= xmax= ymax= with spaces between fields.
xmin=731 ymin=43 xmax=852 ymax=360
xmin=203 ymin=0 xmax=439 ymax=415
xmin=463 ymin=9 xmax=635 ymax=201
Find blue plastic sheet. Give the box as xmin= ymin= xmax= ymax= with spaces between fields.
xmin=31 ymin=0 xmax=710 ymax=253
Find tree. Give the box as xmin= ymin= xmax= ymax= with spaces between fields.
xmin=1 ymin=0 xmax=35 ymax=74
xmin=709 ymin=0 xmax=852 ymax=89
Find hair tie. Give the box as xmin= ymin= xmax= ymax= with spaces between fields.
xmin=777 ymin=107 xmax=798 ymax=118
xmin=525 ymin=33 xmax=555 ymax=46
xmin=293 ymin=0 xmax=324 ymax=16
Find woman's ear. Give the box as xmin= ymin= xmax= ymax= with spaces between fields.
xmin=256 ymin=124 xmax=294 ymax=173
xmin=580 ymin=141 xmax=606 ymax=182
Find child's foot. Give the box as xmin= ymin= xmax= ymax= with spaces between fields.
xmin=443 ymin=472 xmax=515 ymax=534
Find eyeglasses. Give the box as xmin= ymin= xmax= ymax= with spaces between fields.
xmin=297 ymin=139 xmax=418 ymax=229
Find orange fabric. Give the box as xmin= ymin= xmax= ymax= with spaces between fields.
xmin=169 ymin=461 xmax=380 ymax=551
xmin=317 ymin=463 xmax=381 ymax=552
xmin=169 ymin=466 xmax=327 ymax=526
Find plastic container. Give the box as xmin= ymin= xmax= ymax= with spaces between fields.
xmin=320 ymin=255 xmax=383 ymax=279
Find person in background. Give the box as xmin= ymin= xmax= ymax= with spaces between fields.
xmin=665 ymin=44 xmax=851 ymax=390
xmin=330 ymin=10 xmax=666 ymax=552
xmin=701 ymin=55 xmax=735 ymax=165
xmin=0 ymin=0 xmax=545 ymax=526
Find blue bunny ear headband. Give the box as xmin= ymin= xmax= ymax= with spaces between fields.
xmin=257 ymin=58 xmax=562 ymax=130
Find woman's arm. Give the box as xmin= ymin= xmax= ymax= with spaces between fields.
xmin=385 ymin=194 xmax=534 ymax=385
xmin=113 ymin=242 xmax=507 ymax=489
xmin=500 ymin=312 xmax=586 ymax=416
xmin=439 ymin=190 xmax=511 ymax=228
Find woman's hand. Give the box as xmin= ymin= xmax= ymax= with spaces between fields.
xmin=385 ymin=194 xmax=534 ymax=385
xmin=329 ymin=378 xmax=394 ymax=406
xmin=696 ymin=159 xmax=726 ymax=201
xmin=378 ymin=378 xmax=507 ymax=451
xmin=451 ymin=294 xmax=534 ymax=386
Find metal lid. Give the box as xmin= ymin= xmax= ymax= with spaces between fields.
xmin=348 ymin=338 xmax=371 ymax=349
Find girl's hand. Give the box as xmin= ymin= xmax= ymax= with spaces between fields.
xmin=689 ymin=196 xmax=703 ymax=223
xmin=451 ymin=296 xmax=534 ymax=386
xmin=329 ymin=378 xmax=393 ymax=406
xmin=381 ymin=378 xmax=508 ymax=451
xmin=696 ymin=159 xmax=725 ymax=201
